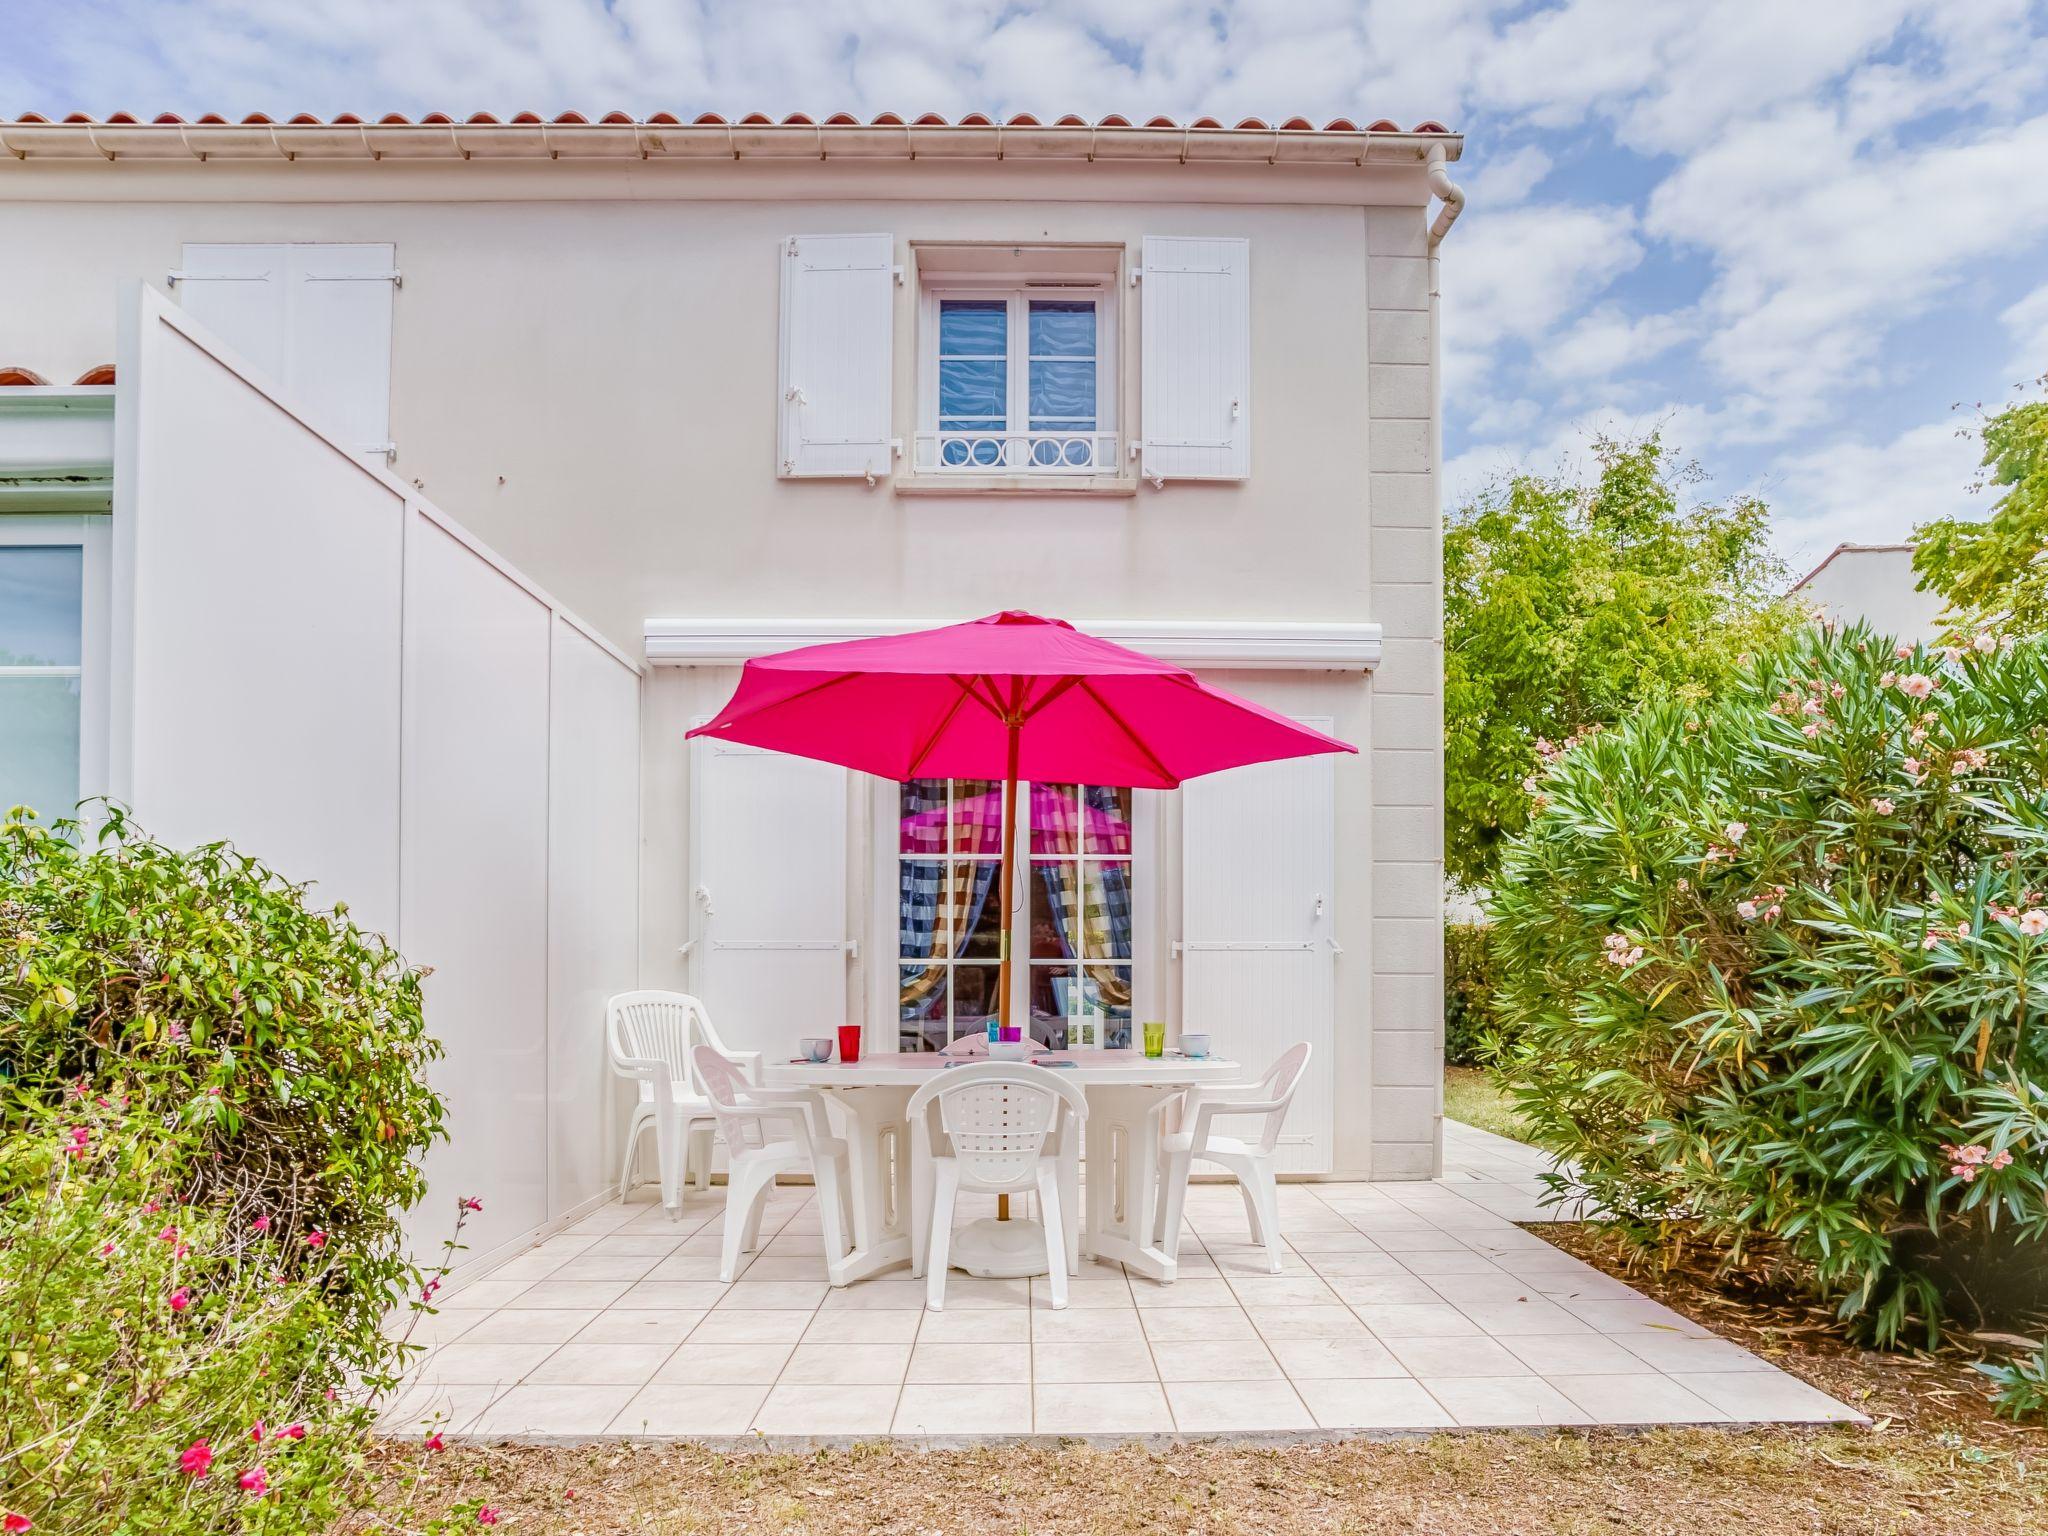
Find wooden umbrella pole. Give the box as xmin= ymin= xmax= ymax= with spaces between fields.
xmin=995 ymin=712 xmax=1022 ymax=1223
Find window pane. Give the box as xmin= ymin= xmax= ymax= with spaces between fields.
xmin=0 ymin=547 xmax=84 ymax=667
xmin=1029 ymin=300 xmax=1095 ymax=358
xmin=951 ymin=779 xmax=1003 ymax=854
xmin=1030 ymin=860 xmax=1077 ymax=959
xmin=939 ymin=358 xmax=1006 ymax=420
xmin=1028 ymin=360 xmax=1095 ymax=427
xmin=939 ymin=299 xmax=1007 ymax=355
xmin=900 ymin=965 xmax=947 ymax=1053
xmin=900 ymin=779 xmax=947 ymax=855
xmin=951 ymin=862 xmax=1002 ymax=959
xmin=1083 ymin=785 xmax=1132 ymax=855
xmin=1029 ymin=963 xmax=1077 ymax=1039
xmin=952 ymin=965 xmax=1000 ymax=1037
xmin=899 ymin=859 xmax=945 ymax=958
xmin=1030 ymin=782 xmax=1079 ymax=854
xmin=0 ymin=675 xmax=81 ymax=821
xmin=1082 ymin=862 xmax=1133 ymax=960
xmin=1085 ymin=966 xmax=1133 ymax=1049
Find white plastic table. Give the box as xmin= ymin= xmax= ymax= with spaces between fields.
xmin=763 ymin=1049 xmax=1241 ymax=1287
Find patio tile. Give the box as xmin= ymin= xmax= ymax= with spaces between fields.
xmin=691 ymin=1309 xmax=813 ymax=1343
xmin=550 ymin=1255 xmax=661 ymax=1283
xmin=1128 ymin=1278 xmax=1238 ymax=1309
xmin=1559 ymin=1297 xmax=1712 ymax=1337
xmin=1394 ymin=1248 xmax=1509 ymax=1276
xmin=458 ymin=1309 xmax=600 ymax=1345
xmin=611 ymin=1383 xmax=769 ymax=1436
xmin=1445 ymin=1297 xmax=1596 ymax=1337
xmin=1500 ymin=1333 xmax=1662 ymax=1377
xmin=1245 ymin=1306 xmax=1369 ymax=1340
xmin=1032 ymin=1278 xmax=1134 ymax=1309
xmin=1228 ymin=1276 xmax=1341 ymax=1308
xmin=1294 ymin=1377 xmax=1454 ymax=1430
xmin=920 ymin=1308 xmax=1030 ymax=1344
xmin=1421 ymin=1375 xmax=1593 ymax=1427
xmin=1615 ymin=1332 xmax=1780 ymax=1373
xmin=439 ymin=1280 xmax=534 ymax=1311
xmin=1554 ymin=1373 xmax=1731 ymax=1424
xmin=645 ymin=1254 xmax=740 ymax=1282
xmin=819 ymin=1280 xmax=926 ymax=1311
xmin=1033 ymin=1382 xmax=1174 ymax=1435
xmin=1149 ymin=1339 xmax=1283 ymax=1382
xmin=754 ymin=1383 xmax=902 ymax=1435
xmin=392 ymin=1310 xmax=484 ymax=1348
xmin=511 ymin=1280 xmax=632 ymax=1310
xmin=895 ymin=1384 xmax=1033 ymax=1436
xmin=1137 ymin=1306 xmax=1256 ymax=1343
xmin=934 ymin=1276 xmax=1032 ymax=1309
xmin=374 ymin=1381 xmax=503 ymax=1435
xmin=1166 ymin=1378 xmax=1316 ymax=1432
xmin=717 ymin=1280 xmax=831 ymax=1310
xmin=1207 ymin=1247 xmax=1314 ymax=1277
xmin=1667 ymin=1370 xmax=1863 ymax=1422
xmin=620 ymin=1280 xmax=733 ymax=1310
xmin=1378 ymin=1335 xmax=1532 ymax=1379
xmin=737 ymin=1255 xmax=836 ymax=1281
xmin=780 ymin=1343 xmax=914 ymax=1385
xmin=1265 ymin=1335 xmax=1407 ymax=1380
xmin=471 ymin=1383 xmax=640 ymax=1437
xmin=652 ymin=1343 xmax=794 ymax=1385
xmin=528 ymin=1234 xmax=600 ymax=1259
xmin=525 ymin=1342 xmax=672 ymax=1386
xmin=1283 ymin=1228 xmax=1384 ymax=1253
xmin=1032 ymin=1341 xmax=1161 ymax=1384
xmin=1350 ymin=1303 xmax=1481 ymax=1338
xmin=482 ymin=1251 xmax=573 ymax=1283
xmin=802 ymin=1309 xmax=922 ymax=1344
xmin=1321 ymin=1276 xmax=1444 ymax=1307
xmin=415 ymin=1340 xmax=559 ymax=1385
xmin=1035 ymin=1306 xmax=1148 ymax=1342
xmin=908 ymin=1341 xmax=1031 ymax=1384
xmin=1301 ymin=1252 xmax=1411 ymax=1279
xmin=573 ymin=1309 xmax=706 ymax=1345
xmin=585 ymin=1233 xmax=687 ymax=1257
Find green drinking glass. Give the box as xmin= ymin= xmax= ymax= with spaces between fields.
xmin=1142 ymin=1019 xmax=1166 ymax=1059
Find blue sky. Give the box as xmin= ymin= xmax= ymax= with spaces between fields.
xmin=9 ymin=0 xmax=2048 ymax=571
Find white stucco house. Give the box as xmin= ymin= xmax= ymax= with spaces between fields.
xmin=0 ymin=110 xmax=1461 ymax=1273
xmin=1792 ymin=542 xmax=1946 ymax=644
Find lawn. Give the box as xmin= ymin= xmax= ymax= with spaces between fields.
xmin=1443 ymin=1063 xmax=1529 ymax=1140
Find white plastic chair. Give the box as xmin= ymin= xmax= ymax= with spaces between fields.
xmin=692 ymin=1046 xmax=851 ymax=1282
xmin=606 ymin=991 xmax=760 ymax=1214
xmin=1150 ymin=1042 xmax=1313 ymax=1274
xmin=908 ymin=1063 xmax=1087 ymax=1310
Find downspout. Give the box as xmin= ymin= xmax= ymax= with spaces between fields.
xmin=1424 ymin=143 xmax=1461 ymax=1179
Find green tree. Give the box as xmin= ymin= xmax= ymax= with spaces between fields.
xmin=1914 ymin=391 xmax=2048 ymax=639
xmin=1445 ymin=434 xmax=1796 ymax=890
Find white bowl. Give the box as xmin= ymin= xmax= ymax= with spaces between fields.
xmin=1180 ymin=1033 xmax=1212 ymax=1059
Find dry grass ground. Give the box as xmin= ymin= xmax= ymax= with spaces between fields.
xmin=345 ymin=1221 xmax=2047 ymax=1535
xmin=1442 ymin=1064 xmax=1530 ymax=1140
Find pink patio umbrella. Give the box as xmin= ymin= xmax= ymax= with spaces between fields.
xmin=688 ymin=611 xmax=1355 ymax=1042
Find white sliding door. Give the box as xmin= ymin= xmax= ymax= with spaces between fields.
xmin=1179 ymin=727 xmax=1335 ymax=1173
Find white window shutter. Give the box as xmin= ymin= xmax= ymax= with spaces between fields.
xmin=777 ymin=233 xmax=896 ymax=480
xmin=689 ymin=732 xmax=851 ymax=1057
xmin=1140 ymin=235 xmax=1251 ymax=481
xmin=1179 ymin=729 xmax=1334 ymax=1173
xmin=177 ymin=242 xmax=396 ymax=468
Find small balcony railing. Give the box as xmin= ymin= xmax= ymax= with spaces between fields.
xmin=912 ymin=430 xmax=1120 ymax=475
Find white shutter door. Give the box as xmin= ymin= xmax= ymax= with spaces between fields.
xmin=1140 ymin=235 xmax=1251 ymax=481
xmin=178 ymin=243 xmax=395 ymax=468
xmin=286 ymin=244 xmax=396 ymax=467
xmin=690 ymin=732 xmax=850 ymax=1060
xmin=1179 ymin=728 xmax=1334 ymax=1173
xmin=174 ymin=244 xmax=289 ymax=381
xmin=777 ymin=233 xmax=895 ymax=479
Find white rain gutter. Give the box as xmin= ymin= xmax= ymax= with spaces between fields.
xmin=1426 ymin=144 xmax=1466 ymax=247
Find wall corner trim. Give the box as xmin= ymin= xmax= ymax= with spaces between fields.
xmin=643 ymin=617 xmax=1383 ymax=670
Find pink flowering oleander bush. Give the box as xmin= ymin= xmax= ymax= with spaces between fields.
xmin=0 ymin=806 xmax=454 ymax=1528
xmin=1491 ymin=622 xmax=2048 ymax=1355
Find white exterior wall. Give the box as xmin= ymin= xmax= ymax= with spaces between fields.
xmin=110 ymin=289 xmax=640 ymax=1266
xmin=1795 ymin=544 xmax=1946 ymax=645
xmin=13 ymin=150 xmax=1446 ymax=1179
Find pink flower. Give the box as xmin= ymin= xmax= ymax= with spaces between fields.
xmin=98 ymin=1240 xmax=116 ymax=1258
xmin=179 ymin=1440 xmax=213 ymax=1478
xmin=157 ymin=1225 xmax=178 ymax=1244
xmin=1897 ymin=674 xmax=1937 ymax=700
xmin=4 ymin=1511 xmax=31 ymax=1532
xmin=305 ymin=1231 xmax=327 ymax=1249
xmin=1871 ymin=798 xmax=1895 ymax=816
xmin=249 ymin=1421 xmax=265 ymax=1443
xmin=422 ymin=1279 xmax=442 ymax=1304
xmin=477 ymin=1510 xmax=500 ymax=1526
xmin=462 ymin=1197 xmax=483 ymax=1212
xmin=280 ymin=1423 xmax=306 ymax=1440
xmin=1921 ymin=932 xmax=1941 ymax=951
xmin=424 ymin=1433 xmax=445 ymax=1452
xmin=1724 ymin=821 xmax=1748 ymax=843
xmin=1802 ymin=722 xmax=1822 ymax=738
xmin=238 ymin=1467 xmax=268 ymax=1497
xmin=2019 ymin=910 xmax=2048 ymax=937
xmin=1736 ymin=900 xmax=1758 ymax=921
xmin=1902 ymin=757 xmax=1922 ymax=777
xmin=142 ymin=1200 xmax=161 ymax=1215
xmin=1895 ymin=643 xmax=1914 ymax=659
xmin=168 ymin=1287 xmax=192 ymax=1313
xmin=66 ymin=1126 xmax=90 ymax=1156
xmin=1974 ymin=632 xmax=1997 ymax=654
xmin=1879 ymin=670 xmax=1897 ymax=688
xmin=252 ymin=1214 xmax=271 ymax=1233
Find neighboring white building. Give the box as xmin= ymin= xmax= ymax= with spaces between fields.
xmin=0 ymin=111 xmax=1461 ymax=1268
xmin=1793 ymin=542 xmax=1946 ymax=644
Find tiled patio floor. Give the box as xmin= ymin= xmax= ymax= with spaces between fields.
xmin=376 ymin=1122 xmax=1860 ymax=1444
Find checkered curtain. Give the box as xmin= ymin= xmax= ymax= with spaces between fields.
xmin=1035 ymin=860 xmax=1133 ymax=1011
xmin=898 ymin=860 xmax=998 ymax=1022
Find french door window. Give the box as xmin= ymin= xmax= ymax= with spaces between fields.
xmin=0 ymin=543 xmax=85 ymax=822
xmin=897 ymin=778 xmax=1134 ymax=1052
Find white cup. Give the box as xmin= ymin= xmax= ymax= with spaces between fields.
xmin=799 ymin=1037 xmax=832 ymax=1063
xmin=1181 ymin=1033 xmax=1211 ymax=1059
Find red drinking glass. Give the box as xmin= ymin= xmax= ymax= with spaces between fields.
xmin=836 ymin=1024 xmax=863 ymax=1065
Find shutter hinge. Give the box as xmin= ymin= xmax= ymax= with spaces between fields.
xmin=166 ymin=269 xmax=271 ymax=287
xmin=892 ymin=264 xmax=905 ymax=285
xmin=1129 ymin=267 xmax=1143 ymax=286
xmin=304 ymin=269 xmax=403 ymax=288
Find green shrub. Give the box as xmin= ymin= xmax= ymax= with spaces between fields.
xmin=0 ymin=807 xmax=453 ymax=1528
xmin=1491 ymin=623 xmax=2048 ymax=1350
xmin=1444 ymin=924 xmax=1507 ymax=1065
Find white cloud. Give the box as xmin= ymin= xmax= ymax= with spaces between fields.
xmin=2002 ymin=283 xmax=2048 ymax=383
xmin=1761 ymin=416 xmax=1984 ymax=566
xmin=1541 ymin=305 xmax=1695 ymax=380
xmin=1440 ymin=201 xmax=1642 ymax=391
xmin=1459 ymin=143 xmax=1552 ymax=208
